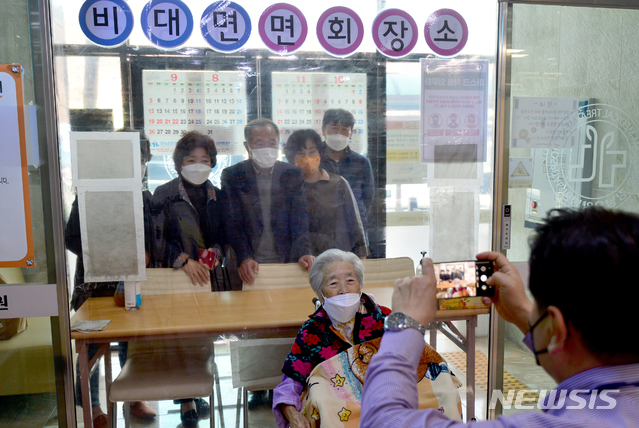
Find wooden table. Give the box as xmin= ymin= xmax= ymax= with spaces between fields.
xmin=71 ymin=285 xmax=488 ymax=427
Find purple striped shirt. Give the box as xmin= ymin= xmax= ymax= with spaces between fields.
xmin=361 ymin=329 xmax=639 ymax=428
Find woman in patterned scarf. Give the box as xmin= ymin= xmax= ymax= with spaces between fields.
xmin=272 ymin=249 xmax=391 ymax=428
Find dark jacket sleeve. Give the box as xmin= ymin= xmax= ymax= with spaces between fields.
xmin=161 ymin=196 xmax=187 ymax=268
xmin=339 ymin=178 xmax=368 ymax=258
xmin=361 ymin=156 xmax=375 ymax=215
xmin=282 ymin=166 xmax=312 ymax=262
xmin=206 ymin=186 xmax=227 ymax=253
xmin=142 ymin=190 xmax=154 ymax=267
xmin=221 ymin=166 xmax=253 ymax=266
xmin=149 ymin=184 xmax=171 ymax=267
xmin=64 ymin=195 xmax=83 ymax=257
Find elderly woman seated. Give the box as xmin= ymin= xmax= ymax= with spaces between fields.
xmin=272 ymin=249 xmax=391 ymax=428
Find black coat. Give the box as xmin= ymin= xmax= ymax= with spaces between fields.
xmin=151 ymin=177 xmax=226 ymax=269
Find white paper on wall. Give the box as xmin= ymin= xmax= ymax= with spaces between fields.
xmin=71 ymin=132 xmax=141 ymax=187
xmin=78 ymin=188 xmax=146 ymax=282
xmin=429 ymin=188 xmax=478 ymax=263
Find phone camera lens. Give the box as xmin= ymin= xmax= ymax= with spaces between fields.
xmin=480 ymin=266 xmax=486 ymax=272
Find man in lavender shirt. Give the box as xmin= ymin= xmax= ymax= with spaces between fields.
xmin=361 ymin=208 xmax=639 ymax=427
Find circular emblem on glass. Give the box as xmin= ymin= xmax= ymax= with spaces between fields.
xmin=546 ymin=103 xmax=639 ymax=209
xmin=79 ymin=0 xmax=134 ymax=47
xmin=201 ymin=1 xmax=251 ymax=53
xmin=371 ymin=8 xmax=418 ymax=58
xmin=140 ymin=0 xmax=194 ymax=49
xmin=258 ymin=3 xmax=307 ymax=54
xmin=424 ymin=9 xmax=468 ymax=57
xmin=316 ymin=7 xmax=364 ymax=57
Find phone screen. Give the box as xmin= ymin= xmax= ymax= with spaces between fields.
xmin=432 ymin=260 xmax=493 ymax=299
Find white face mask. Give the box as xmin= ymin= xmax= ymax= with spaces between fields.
xmin=325 ymin=134 xmax=349 ymax=151
xmin=140 ymin=164 xmax=147 ymax=179
xmin=250 ymin=147 xmax=279 ymax=169
xmin=322 ymin=292 xmax=361 ymax=324
xmin=181 ymin=163 xmax=211 ymax=185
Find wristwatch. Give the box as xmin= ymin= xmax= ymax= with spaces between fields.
xmin=384 ymin=312 xmax=427 ymax=335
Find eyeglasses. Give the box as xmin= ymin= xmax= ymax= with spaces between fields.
xmin=528 ymin=310 xmax=549 ymax=366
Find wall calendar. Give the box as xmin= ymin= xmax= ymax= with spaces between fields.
xmin=271 ymin=72 xmax=368 ymax=154
xmin=143 ymin=70 xmax=247 ymax=156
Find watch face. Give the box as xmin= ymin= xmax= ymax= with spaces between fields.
xmin=385 ymin=312 xmax=407 ymax=331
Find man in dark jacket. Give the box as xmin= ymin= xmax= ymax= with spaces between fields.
xmin=320 ymin=109 xmax=374 ymax=234
xmin=222 ymin=118 xmax=314 ymax=285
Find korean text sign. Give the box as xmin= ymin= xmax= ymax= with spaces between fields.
xmin=0 ymin=65 xmax=34 ymax=267
xmin=420 ymin=59 xmax=489 ymax=163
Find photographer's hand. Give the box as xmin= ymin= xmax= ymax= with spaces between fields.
xmin=392 ymin=258 xmax=438 ymax=327
xmin=476 ymin=251 xmax=533 ymax=334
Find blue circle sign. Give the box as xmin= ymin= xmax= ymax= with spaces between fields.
xmin=79 ymin=0 xmax=134 ymax=47
xmin=201 ymin=1 xmax=251 ymax=53
xmin=140 ymin=0 xmax=194 ymax=49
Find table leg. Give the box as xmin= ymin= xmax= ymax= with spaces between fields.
xmin=78 ymin=340 xmax=93 ymax=428
xmin=103 ymin=343 xmax=113 ymax=428
xmin=429 ymin=324 xmax=438 ymax=350
xmin=466 ymin=317 xmax=477 ymax=421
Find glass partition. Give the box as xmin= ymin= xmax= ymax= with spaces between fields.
xmin=50 ymin=0 xmax=498 ymax=425
xmin=0 ymin=0 xmax=61 ymax=426
xmin=501 ymin=2 xmax=639 ymax=415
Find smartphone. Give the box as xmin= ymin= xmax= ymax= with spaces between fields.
xmin=432 ymin=260 xmax=494 ymax=299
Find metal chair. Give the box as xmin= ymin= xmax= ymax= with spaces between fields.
xmin=108 ymin=269 xmax=225 ymax=427
xmin=109 ymin=337 xmax=223 ymax=427
xmin=230 ymin=337 xmax=296 ymax=428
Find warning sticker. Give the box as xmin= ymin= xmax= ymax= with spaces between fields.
xmin=508 ymin=157 xmax=533 ymax=188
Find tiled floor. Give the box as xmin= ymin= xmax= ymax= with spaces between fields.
xmin=1 ymin=330 xmax=556 ymax=428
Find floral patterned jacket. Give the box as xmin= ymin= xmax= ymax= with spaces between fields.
xmin=282 ymin=293 xmax=392 ymax=385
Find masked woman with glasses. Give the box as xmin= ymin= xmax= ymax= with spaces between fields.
xmin=272 ymin=249 xmax=391 ymax=428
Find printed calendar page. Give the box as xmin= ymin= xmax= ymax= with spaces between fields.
xmin=143 ymin=70 xmax=247 ymax=156
xmin=272 ymin=72 xmax=368 ymax=154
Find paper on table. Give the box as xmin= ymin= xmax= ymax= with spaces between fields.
xmin=71 ymin=320 xmax=111 ymax=333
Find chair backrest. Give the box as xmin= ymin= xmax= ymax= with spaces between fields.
xmin=127 ymin=337 xmax=215 ymax=356
xmin=141 ymin=268 xmax=211 ymax=295
xmin=362 ymin=257 xmax=416 ymax=284
xmin=243 ymin=263 xmax=309 ymax=289
xmin=230 ymin=337 xmax=295 ymax=390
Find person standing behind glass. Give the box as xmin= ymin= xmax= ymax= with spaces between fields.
xmin=222 ymin=118 xmax=314 ymax=285
xmin=152 ymin=131 xmax=226 ymax=287
xmin=151 ymin=131 xmax=226 ymax=426
xmin=284 ymin=129 xmax=367 ymax=258
xmin=320 ymin=109 xmax=374 ymax=236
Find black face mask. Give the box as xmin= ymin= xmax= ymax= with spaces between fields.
xmin=528 ymin=310 xmax=549 ymax=366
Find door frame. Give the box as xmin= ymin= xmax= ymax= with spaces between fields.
xmin=489 ymin=0 xmax=639 ymax=419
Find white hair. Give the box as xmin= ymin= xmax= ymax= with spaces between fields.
xmin=308 ymin=249 xmax=364 ymax=297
